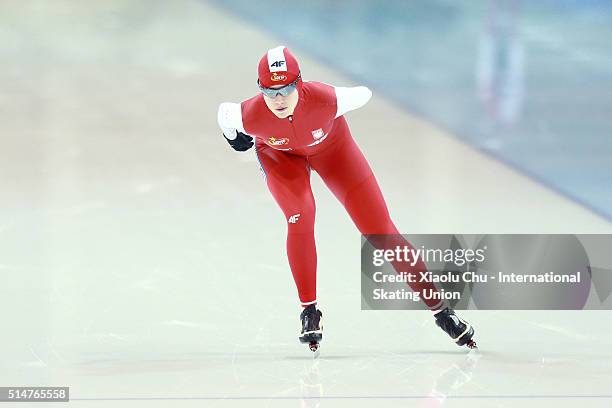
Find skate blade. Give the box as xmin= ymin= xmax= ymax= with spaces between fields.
xmin=308 ymin=341 xmax=320 ymax=358
xmin=455 ymin=324 xmax=476 ymax=349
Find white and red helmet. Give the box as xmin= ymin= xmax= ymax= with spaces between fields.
xmin=258 ymin=46 xmax=301 ymax=88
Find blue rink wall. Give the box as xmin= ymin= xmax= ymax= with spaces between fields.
xmin=211 ymin=0 xmax=612 ymax=221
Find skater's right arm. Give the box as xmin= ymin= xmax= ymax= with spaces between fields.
xmin=217 ymin=102 xmax=253 ymax=152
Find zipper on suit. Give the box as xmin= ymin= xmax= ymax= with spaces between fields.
xmin=288 ymin=115 xmax=297 ymax=140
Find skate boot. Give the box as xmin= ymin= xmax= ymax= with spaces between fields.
xmin=435 ymin=308 xmax=477 ymax=349
xmin=299 ymin=305 xmax=323 ymax=352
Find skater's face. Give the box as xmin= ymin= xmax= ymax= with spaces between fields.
xmin=260 ymin=80 xmax=300 ymax=119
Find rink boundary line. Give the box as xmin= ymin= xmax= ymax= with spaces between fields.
xmin=70 ymin=395 xmax=612 ymax=401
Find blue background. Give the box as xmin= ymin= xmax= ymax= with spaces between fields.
xmin=215 ymin=0 xmax=612 ymax=220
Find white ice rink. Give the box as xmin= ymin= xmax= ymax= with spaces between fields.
xmin=2 ymin=1 xmax=612 ymax=407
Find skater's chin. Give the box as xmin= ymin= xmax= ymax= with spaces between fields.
xmin=273 ymin=108 xmax=291 ymax=118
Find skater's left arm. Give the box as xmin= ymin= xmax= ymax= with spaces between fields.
xmin=334 ymin=86 xmax=372 ymax=118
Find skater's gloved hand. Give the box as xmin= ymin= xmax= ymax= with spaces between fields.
xmin=223 ymin=131 xmax=254 ymax=152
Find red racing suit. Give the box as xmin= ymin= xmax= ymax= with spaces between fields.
xmin=218 ymin=81 xmax=443 ymax=310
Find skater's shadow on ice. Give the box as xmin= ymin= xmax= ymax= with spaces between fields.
xmin=400 ymin=350 xmax=479 ymax=355
xmin=283 ymin=349 xmax=476 ymax=360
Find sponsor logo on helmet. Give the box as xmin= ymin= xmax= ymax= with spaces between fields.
xmin=268 ymin=137 xmax=289 ymax=146
xmin=270 ymin=60 xmax=286 ymax=68
xmin=271 ymin=72 xmax=287 ymax=82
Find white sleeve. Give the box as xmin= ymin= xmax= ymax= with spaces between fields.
xmin=334 ymin=86 xmax=372 ymax=118
xmin=217 ymin=102 xmax=246 ymax=140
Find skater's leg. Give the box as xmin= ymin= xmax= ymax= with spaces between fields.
xmin=309 ymin=119 xmax=444 ymax=311
xmin=256 ymin=143 xmax=317 ymax=306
